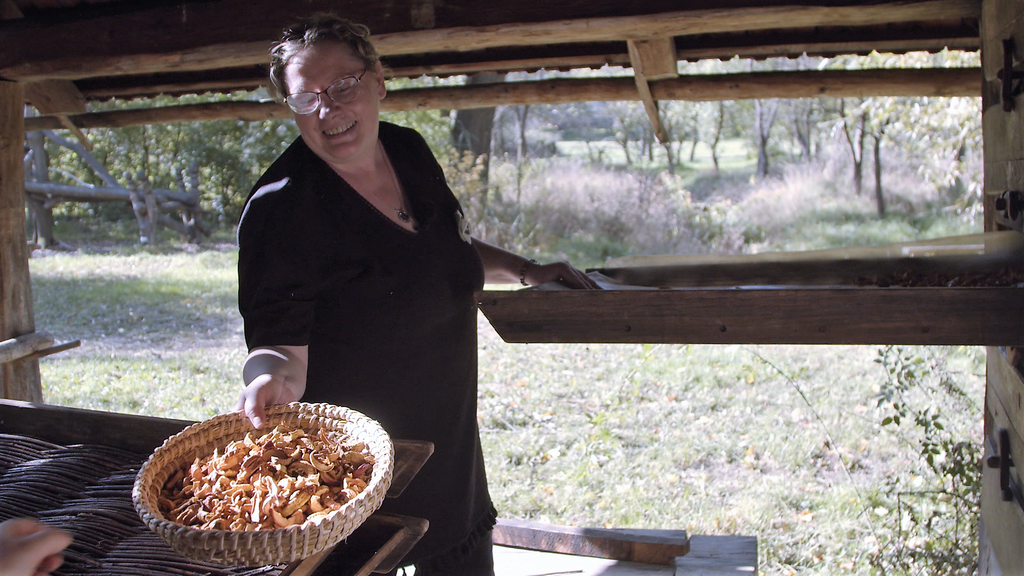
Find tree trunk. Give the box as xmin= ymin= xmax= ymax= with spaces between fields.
xmin=840 ymin=100 xmax=866 ymax=196
xmin=515 ymin=104 xmax=530 ymax=203
xmin=24 ymin=130 xmax=58 ymax=248
xmin=710 ymin=102 xmax=724 ymax=172
xmin=754 ymin=99 xmax=779 ymax=178
xmin=451 ymin=72 xmax=503 ymax=188
xmin=873 ymin=134 xmax=885 ymax=217
xmin=662 ymin=139 xmax=676 ymax=175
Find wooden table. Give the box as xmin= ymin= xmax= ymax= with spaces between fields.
xmin=0 ymin=399 xmax=432 ymax=576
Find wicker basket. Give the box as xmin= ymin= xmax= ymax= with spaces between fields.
xmin=132 ymin=402 xmax=394 ymax=566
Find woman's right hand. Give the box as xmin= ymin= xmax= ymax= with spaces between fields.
xmin=236 ymin=345 xmax=308 ymax=429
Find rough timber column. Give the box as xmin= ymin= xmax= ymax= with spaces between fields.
xmin=0 ymin=80 xmax=42 ymax=401
xmin=980 ymin=0 xmax=1024 ymax=573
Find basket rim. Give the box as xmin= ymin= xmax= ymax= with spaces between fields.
xmin=131 ymin=402 xmax=394 ymax=564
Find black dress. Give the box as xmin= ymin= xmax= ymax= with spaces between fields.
xmin=237 ymin=122 xmax=496 ymax=567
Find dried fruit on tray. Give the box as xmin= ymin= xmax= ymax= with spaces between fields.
xmin=158 ymin=423 xmax=375 ymax=531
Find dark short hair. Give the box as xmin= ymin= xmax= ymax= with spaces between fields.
xmin=268 ymin=14 xmax=380 ymax=100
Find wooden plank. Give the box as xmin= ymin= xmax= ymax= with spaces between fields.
xmin=493 ymin=518 xmax=689 ymax=565
xmin=69 ymin=20 xmax=978 ymax=101
xmin=0 ymin=398 xmax=193 ymax=453
xmin=673 ymin=535 xmax=758 ymax=575
xmin=0 ymin=80 xmax=40 ymax=402
xmin=982 ymin=375 xmax=1024 ymax=574
xmin=476 ymin=287 xmax=1024 ymax=345
xmin=0 ymin=1 xmax=981 ymax=82
xmin=24 ymin=67 xmax=981 ymax=132
xmin=372 ymin=1 xmax=984 ymax=57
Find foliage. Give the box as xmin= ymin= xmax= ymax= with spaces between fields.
xmin=47 ymin=92 xmax=298 ymax=227
xmin=872 ymin=346 xmax=982 ymax=575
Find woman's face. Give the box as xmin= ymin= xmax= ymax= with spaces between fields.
xmin=283 ymin=41 xmax=386 ymax=171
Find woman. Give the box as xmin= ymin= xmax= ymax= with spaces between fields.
xmin=235 ymin=15 xmax=598 ymax=575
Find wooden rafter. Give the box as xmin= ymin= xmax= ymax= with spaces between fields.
xmin=23 ymin=67 xmax=981 ymax=132
xmin=0 ymin=0 xmax=981 ymax=83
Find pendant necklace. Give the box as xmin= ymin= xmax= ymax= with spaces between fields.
xmin=378 ymin=142 xmax=411 ymax=223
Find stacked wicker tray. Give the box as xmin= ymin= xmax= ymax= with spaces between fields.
xmin=0 ymin=433 xmax=278 ymax=576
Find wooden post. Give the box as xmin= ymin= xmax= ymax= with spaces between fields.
xmin=980 ymin=0 xmax=1024 ymax=573
xmin=0 ymin=80 xmax=42 ymax=401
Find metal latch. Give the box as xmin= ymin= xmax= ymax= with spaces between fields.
xmin=986 ymin=428 xmax=1024 ymax=512
xmin=994 ymin=190 xmax=1024 ymax=232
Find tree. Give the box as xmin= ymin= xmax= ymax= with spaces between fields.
xmin=451 ymin=72 xmax=504 ymax=192
xmin=836 ymin=98 xmax=868 ymax=196
xmin=753 ymin=98 xmax=780 ymax=178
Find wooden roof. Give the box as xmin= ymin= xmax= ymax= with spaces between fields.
xmin=2 ymin=0 xmax=983 ymax=129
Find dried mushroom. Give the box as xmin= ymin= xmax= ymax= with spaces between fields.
xmin=158 ymin=423 xmax=374 ymax=531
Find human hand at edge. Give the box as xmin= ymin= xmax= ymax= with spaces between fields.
xmin=235 ymin=373 xmax=301 ymax=430
xmin=236 ymin=346 xmax=307 ymax=429
xmin=523 ymin=260 xmax=602 ymax=290
xmin=0 ymin=518 xmax=73 ymax=576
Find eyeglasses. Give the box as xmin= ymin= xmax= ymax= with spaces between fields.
xmin=284 ymin=69 xmax=367 ymax=114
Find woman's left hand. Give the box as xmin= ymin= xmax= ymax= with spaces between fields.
xmin=0 ymin=518 xmax=73 ymax=576
xmin=523 ymin=260 xmax=601 ymax=289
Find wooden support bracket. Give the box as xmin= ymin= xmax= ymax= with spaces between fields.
xmin=23 ymin=80 xmax=93 ymax=150
xmin=627 ymin=38 xmax=678 ymax=144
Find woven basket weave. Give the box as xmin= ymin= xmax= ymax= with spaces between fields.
xmin=132 ymin=402 xmax=394 ymax=566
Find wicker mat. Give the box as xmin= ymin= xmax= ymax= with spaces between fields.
xmin=0 ymin=433 xmax=282 ymax=576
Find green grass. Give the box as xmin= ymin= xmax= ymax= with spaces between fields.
xmin=31 ymin=247 xmax=244 ymax=420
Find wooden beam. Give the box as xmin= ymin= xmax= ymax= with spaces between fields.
xmin=627 ymin=38 xmax=677 ymax=144
xmin=0 ymin=1 xmax=982 ymax=82
xmin=70 ymin=19 xmax=981 ymax=100
xmin=23 ymin=68 xmax=982 ymax=131
xmin=0 ymin=80 xmax=42 ymax=402
xmin=23 ymin=80 xmax=93 ymax=149
xmin=492 ymin=518 xmax=690 ymax=565
xmin=374 ymin=1 xmax=983 ymax=56
xmin=25 ymin=100 xmax=290 ymax=131
xmin=476 ymin=287 xmax=1024 ymax=346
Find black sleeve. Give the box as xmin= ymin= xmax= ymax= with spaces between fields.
xmin=236 ymin=175 xmax=319 ymax=350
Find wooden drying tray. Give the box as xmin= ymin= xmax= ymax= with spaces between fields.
xmin=0 ymin=399 xmax=432 ymax=576
xmin=477 ymin=232 xmax=1024 ymax=346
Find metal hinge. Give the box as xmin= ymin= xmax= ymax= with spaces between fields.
xmin=986 ymin=428 xmax=1024 ymax=513
xmin=998 ymin=38 xmax=1024 ymax=112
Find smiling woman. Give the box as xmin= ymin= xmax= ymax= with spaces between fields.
xmin=233 ymin=13 xmax=597 ymax=576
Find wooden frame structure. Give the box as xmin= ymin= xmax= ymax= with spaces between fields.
xmin=2 ymin=0 xmax=1023 ymax=573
